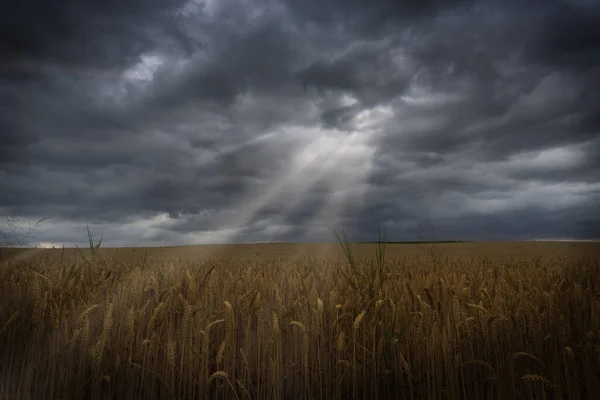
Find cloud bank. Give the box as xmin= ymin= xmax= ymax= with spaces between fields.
xmin=1 ymin=0 xmax=599 ymax=246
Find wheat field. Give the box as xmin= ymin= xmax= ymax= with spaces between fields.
xmin=0 ymin=241 xmax=599 ymax=399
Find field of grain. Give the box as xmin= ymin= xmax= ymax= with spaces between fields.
xmin=1 ymin=241 xmax=599 ymax=399
xmin=2 ymin=240 xmax=598 ymax=264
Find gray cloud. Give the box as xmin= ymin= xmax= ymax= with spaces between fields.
xmin=1 ymin=0 xmax=599 ymax=248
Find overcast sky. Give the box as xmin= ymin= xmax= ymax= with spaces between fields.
xmin=1 ymin=0 xmax=599 ymax=247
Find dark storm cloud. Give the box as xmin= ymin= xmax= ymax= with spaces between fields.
xmin=144 ymin=21 xmax=303 ymax=111
xmin=529 ymin=1 xmax=600 ymax=71
xmin=283 ymin=0 xmax=480 ymax=36
xmin=0 ymin=0 xmax=191 ymax=69
xmin=1 ymin=0 xmax=599 ymax=247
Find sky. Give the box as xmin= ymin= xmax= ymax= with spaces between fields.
xmin=1 ymin=0 xmax=599 ymax=247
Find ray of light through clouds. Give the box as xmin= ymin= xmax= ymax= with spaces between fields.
xmin=0 ymin=0 xmax=599 ymax=248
